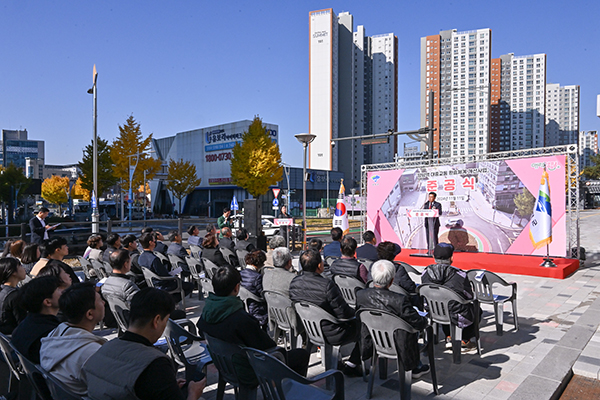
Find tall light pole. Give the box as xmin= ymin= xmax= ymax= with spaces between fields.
xmin=127 ymin=153 xmax=141 ymax=227
xmin=87 ymin=65 xmax=99 ymax=233
xmin=295 ymin=133 xmax=316 ymax=250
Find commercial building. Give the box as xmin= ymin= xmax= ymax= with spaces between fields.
xmin=545 ymin=83 xmax=580 ymax=146
xmin=150 ymin=120 xmax=344 ymax=217
xmin=0 ymin=129 xmax=44 ymax=172
xmin=421 ymin=28 xmax=492 ymax=158
xmin=309 ymin=9 xmax=398 ymax=188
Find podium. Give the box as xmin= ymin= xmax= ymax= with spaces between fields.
xmin=407 ymin=208 xmax=439 ymax=257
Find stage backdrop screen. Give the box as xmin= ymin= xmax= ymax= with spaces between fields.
xmin=366 ymin=155 xmax=566 ymax=257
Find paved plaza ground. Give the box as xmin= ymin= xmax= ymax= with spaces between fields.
xmin=102 ymin=210 xmax=600 ymax=400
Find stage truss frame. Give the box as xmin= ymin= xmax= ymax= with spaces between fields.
xmin=361 ymin=145 xmax=580 ymax=259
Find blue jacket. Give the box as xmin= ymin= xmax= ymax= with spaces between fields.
xmin=239 ymin=268 xmax=267 ymax=327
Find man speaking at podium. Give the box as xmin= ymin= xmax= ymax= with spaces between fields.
xmin=423 ymin=192 xmax=442 ymax=250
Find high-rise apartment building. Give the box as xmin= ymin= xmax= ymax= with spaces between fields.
xmin=545 ymin=83 xmax=580 ymax=146
xmin=309 ymin=9 xmax=397 ymax=188
xmin=421 ymin=29 xmax=492 ymax=158
xmin=580 ymin=130 xmax=598 ymax=170
xmin=490 ymin=54 xmax=547 ymax=151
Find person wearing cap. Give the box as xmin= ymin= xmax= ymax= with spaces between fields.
xmin=423 ymin=192 xmax=442 ymax=250
xmin=29 ymin=207 xmax=57 ymax=245
xmin=421 ymin=243 xmax=478 ymax=350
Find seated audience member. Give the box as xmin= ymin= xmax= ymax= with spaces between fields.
xmin=31 ymin=238 xmax=69 ymax=277
xmin=218 ymin=227 xmax=236 ymax=253
xmin=202 ymin=233 xmax=230 ymax=267
xmin=240 ymin=251 xmax=268 ymax=327
xmin=330 ymin=236 xmax=368 ymax=283
xmin=167 ymin=231 xmax=189 ymax=259
xmin=11 ymin=276 xmax=63 ymax=363
xmin=197 ymin=266 xmax=309 ymax=385
xmin=102 ymin=233 xmax=122 ymax=263
xmin=84 ymin=234 xmax=104 ymax=261
xmin=264 ymin=235 xmax=285 ymax=267
xmin=10 ymin=240 xmax=25 ymax=260
xmin=376 ymin=241 xmax=418 ymax=305
xmin=421 ymin=243 xmax=478 ymax=349
xmin=322 ymin=227 xmax=343 ymax=258
xmin=263 ymin=247 xmax=295 ymax=297
xmin=0 ymin=258 xmax=27 ymax=334
xmin=102 ymin=249 xmax=140 ymax=304
xmin=138 ymin=233 xmax=193 ymax=303
xmin=308 ymin=238 xmax=323 ymax=252
xmin=34 ymin=238 xmax=79 ymax=283
xmin=85 ymin=288 xmax=206 ymax=400
xmin=29 ymin=241 xmax=49 ymax=277
xmin=355 ymin=230 xmax=378 ymax=261
xmin=356 ymin=260 xmax=430 ymax=377
xmin=20 ymin=243 xmax=41 ymax=274
xmin=38 ymin=260 xmax=75 ymax=288
xmin=40 ymin=282 xmax=107 ymax=396
xmin=122 ymin=234 xmax=143 ymax=279
xmin=1 ymin=240 xmax=14 ymax=258
xmin=289 ymin=249 xmax=363 ymax=376
xmin=187 ymin=225 xmax=201 ymax=247
xmin=152 ymin=231 xmax=168 ymax=255
xmin=235 ymin=228 xmax=256 ymax=253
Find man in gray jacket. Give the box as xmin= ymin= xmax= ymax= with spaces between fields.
xmin=40 ymin=282 xmax=107 ymax=396
xmin=263 ymin=247 xmax=295 ymax=297
xmin=102 ymin=249 xmax=140 ymax=305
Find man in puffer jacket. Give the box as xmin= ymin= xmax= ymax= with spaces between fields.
xmin=421 ymin=243 xmax=478 ymax=350
xmin=40 ymin=282 xmax=107 ymax=396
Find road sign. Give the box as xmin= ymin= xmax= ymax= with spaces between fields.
xmin=128 ymin=199 xmax=133 ymax=204
xmin=274 ymin=218 xmax=293 ymax=226
xmin=272 ymin=188 xmax=280 ymax=198
xmin=231 ymin=196 xmax=239 ymax=211
xmin=91 ymin=192 xmax=97 ymax=209
xmin=272 ymin=198 xmax=279 ymax=207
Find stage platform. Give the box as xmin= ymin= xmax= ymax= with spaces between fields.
xmin=399 ymin=248 xmax=580 ymax=279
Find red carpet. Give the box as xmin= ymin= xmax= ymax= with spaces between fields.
xmin=398 ymin=249 xmax=580 ymax=279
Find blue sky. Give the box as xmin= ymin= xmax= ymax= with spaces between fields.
xmin=0 ymin=0 xmax=598 ymax=167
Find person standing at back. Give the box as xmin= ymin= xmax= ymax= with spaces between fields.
xmin=29 ymin=207 xmax=57 ymax=245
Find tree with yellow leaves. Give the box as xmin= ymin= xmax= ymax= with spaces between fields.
xmin=166 ymin=158 xmax=201 ymax=214
xmin=42 ymin=176 xmax=69 ymax=214
xmin=230 ymin=116 xmax=282 ymax=197
xmin=71 ymin=177 xmax=91 ymax=201
xmin=110 ymin=115 xmax=162 ymax=192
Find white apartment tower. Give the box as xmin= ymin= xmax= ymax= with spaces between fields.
xmin=421 ymin=29 xmax=492 ymax=158
xmin=545 ymin=83 xmax=580 ymax=146
xmin=309 ymin=9 xmax=398 ymax=188
xmin=580 ymin=130 xmax=598 ymax=170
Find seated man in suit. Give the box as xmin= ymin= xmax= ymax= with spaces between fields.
xmin=102 ymin=233 xmax=122 ymax=264
xmin=289 ymin=249 xmax=363 ymax=377
xmin=330 ymin=236 xmax=368 ymax=283
xmin=322 ymin=227 xmax=343 ymax=258
xmin=167 ymin=231 xmax=189 ymax=259
xmin=356 ymin=230 xmax=378 ymax=261
xmin=356 ymin=260 xmax=430 ymax=378
xmin=218 ymin=227 xmax=236 ymax=253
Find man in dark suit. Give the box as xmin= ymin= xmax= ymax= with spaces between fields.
xmin=356 ymin=230 xmax=378 ymax=261
xmin=423 ymin=192 xmax=442 ymax=251
xmin=29 ymin=207 xmax=57 ymax=244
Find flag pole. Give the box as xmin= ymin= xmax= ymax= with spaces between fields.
xmin=541 ymin=243 xmax=556 ymax=268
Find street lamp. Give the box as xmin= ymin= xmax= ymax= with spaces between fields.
xmin=295 ymin=133 xmax=316 ymax=250
xmin=87 ymin=65 xmax=99 ymax=233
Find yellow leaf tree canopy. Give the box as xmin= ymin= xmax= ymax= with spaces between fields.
xmin=42 ymin=176 xmax=69 ymax=207
xmin=71 ymin=177 xmax=91 ymax=201
xmin=110 ymin=115 xmax=162 ymax=191
xmin=166 ymin=158 xmax=201 ymax=214
xmin=230 ymin=116 xmax=283 ymax=197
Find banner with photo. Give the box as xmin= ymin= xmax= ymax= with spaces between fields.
xmin=366 ymin=155 xmax=567 ymax=257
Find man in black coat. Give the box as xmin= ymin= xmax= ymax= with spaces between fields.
xmin=289 ymin=249 xmax=363 ymax=377
xmin=423 ymin=192 xmax=442 ymax=251
xmin=356 ymin=260 xmax=429 ymax=377
xmin=29 ymin=207 xmax=57 ymax=244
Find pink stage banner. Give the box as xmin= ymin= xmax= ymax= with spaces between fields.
xmin=366 ymin=155 xmax=567 ymax=257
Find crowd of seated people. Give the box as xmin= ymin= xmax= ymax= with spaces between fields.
xmin=0 ymin=218 xmax=486 ymax=399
